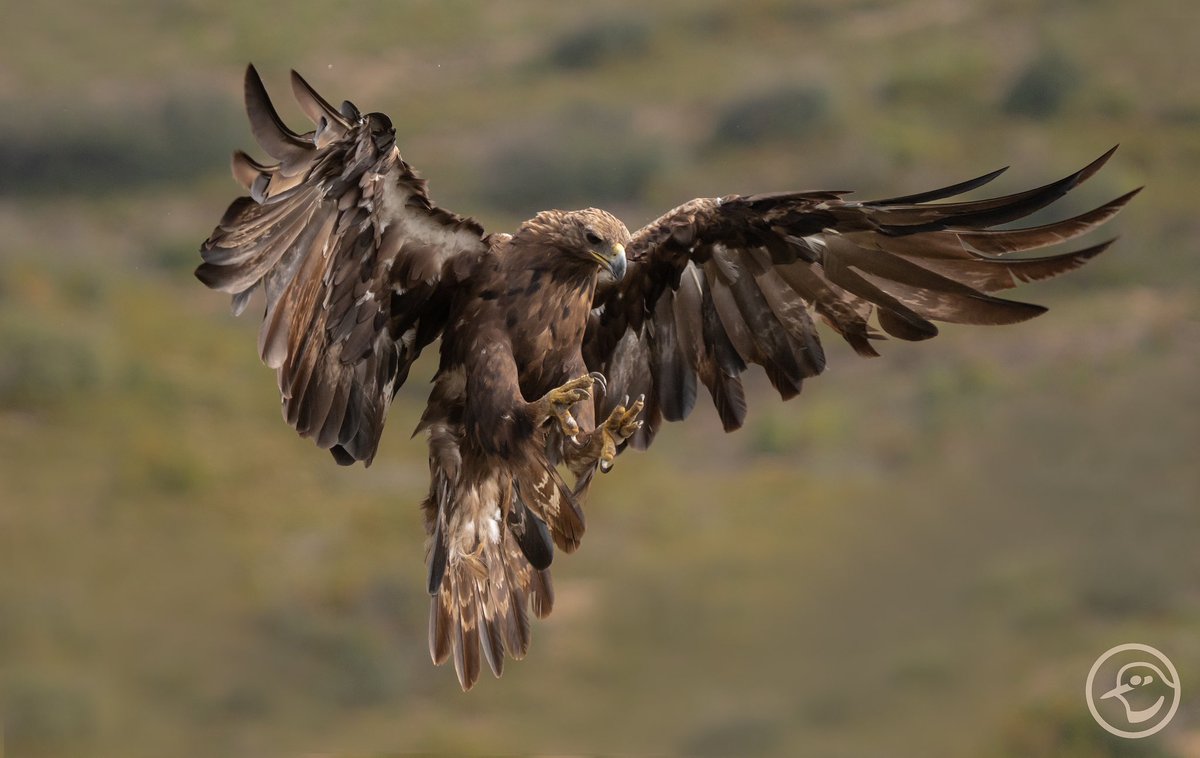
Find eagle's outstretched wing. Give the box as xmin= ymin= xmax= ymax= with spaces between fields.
xmin=585 ymin=148 xmax=1137 ymax=450
xmin=198 ymin=66 xmax=488 ymax=465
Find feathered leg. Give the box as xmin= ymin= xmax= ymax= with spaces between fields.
xmin=423 ymin=341 xmax=587 ymax=691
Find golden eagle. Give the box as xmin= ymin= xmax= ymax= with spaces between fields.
xmin=197 ymin=66 xmax=1136 ymax=690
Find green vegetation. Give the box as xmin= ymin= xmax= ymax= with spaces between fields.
xmin=709 ymin=84 xmax=834 ymax=148
xmin=475 ymin=106 xmax=665 ymax=216
xmin=1 ymin=1 xmax=1196 ymax=756
xmin=1003 ymin=48 xmax=1083 ymax=119
xmin=0 ymin=93 xmax=244 ymax=196
xmin=544 ymin=17 xmax=652 ymax=71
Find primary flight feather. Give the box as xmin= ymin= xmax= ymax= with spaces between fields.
xmin=197 ymin=65 xmax=1136 ymax=690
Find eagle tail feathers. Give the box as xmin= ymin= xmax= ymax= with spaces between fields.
xmin=424 ymin=451 xmax=562 ymax=691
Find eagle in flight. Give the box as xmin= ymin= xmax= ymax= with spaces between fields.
xmin=198 ymin=66 xmax=1135 ymax=690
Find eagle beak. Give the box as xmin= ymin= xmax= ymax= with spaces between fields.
xmin=607 ymin=244 xmax=627 ymax=281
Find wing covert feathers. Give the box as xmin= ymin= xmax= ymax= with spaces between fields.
xmin=198 ymin=65 xmax=488 ymax=465
xmin=587 ymin=148 xmax=1134 ymax=450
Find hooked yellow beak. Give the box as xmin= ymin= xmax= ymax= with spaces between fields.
xmin=593 ymin=243 xmax=626 ymax=281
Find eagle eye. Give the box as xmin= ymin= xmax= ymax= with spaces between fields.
xmin=584 ymin=230 xmax=603 ymax=246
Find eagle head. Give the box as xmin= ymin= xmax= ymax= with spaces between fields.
xmin=518 ymin=208 xmax=630 ymax=281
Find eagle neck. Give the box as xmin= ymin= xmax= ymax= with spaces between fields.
xmin=510 ymin=241 xmax=598 ymax=298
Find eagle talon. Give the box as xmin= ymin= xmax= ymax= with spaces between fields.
xmin=596 ymin=394 xmax=645 ymax=473
xmin=532 ymin=374 xmax=595 ymax=437
xmin=588 ymin=372 xmax=608 ymax=398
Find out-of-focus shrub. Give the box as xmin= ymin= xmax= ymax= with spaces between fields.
xmin=877 ymin=49 xmax=986 ymax=109
xmin=254 ymin=608 xmax=395 ymax=708
xmin=1002 ymin=49 xmax=1082 ymax=119
xmin=0 ymin=92 xmax=242 ymax=196
xmin=995 ymin=697 xmax=1177 ymax=758
xmin=679 ymin=716 xmax=783 ymax=757
xmin=1 ymin=678 xmax=97 ymax=754
xmin=709 ymin=85 xmax=832 ymax=148
xmin=0 ymin=321 xmax=103 ymax=410
xmin=475 ymin=108 xmax=663 ymax=216
xmin=545 ymin=18 xmax=651 ymax=71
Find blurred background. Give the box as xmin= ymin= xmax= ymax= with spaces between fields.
xmin=1 ymin=1 xmax=1197 ymax=755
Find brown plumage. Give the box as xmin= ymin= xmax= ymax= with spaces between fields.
xmin=197 ymin=66 xmax=1137 ymax=690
